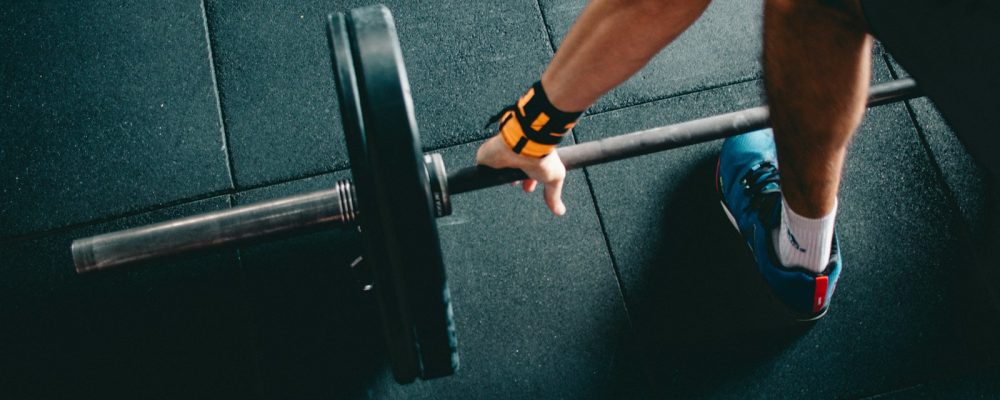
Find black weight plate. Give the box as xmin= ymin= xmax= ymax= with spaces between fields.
xmin=325 ymin=11 xmax=421 ymax=383
xmin=348 ymin=5 xmax=459 ymax=381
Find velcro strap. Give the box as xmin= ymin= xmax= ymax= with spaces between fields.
xmin=486 ymin=81 xmax=583 ymax=157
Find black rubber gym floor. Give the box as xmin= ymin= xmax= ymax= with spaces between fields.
xmin=1 ymin=1 xmax=997 ymax=398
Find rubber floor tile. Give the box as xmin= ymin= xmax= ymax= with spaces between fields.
xmin=205 ymin=0 xmax=552 ymax=187
xmin=575 ymin=62 xmax=1000 ymax=398
xmin=357 ymin=139 xmax=639 ymax=399
xmin=1 ymin=1 xmax=232 ymax=238
xmin=232 ymin=171 xmax=384 ymax=399
xmin=0 ymin=196 xmax=261 ymax=399
xmin=538 ymin=0 xmax=764 ymax=114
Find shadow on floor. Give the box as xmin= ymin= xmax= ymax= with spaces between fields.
xmin=623 ymin=155 xmax=814 ymax=398
xmin=237 ymin=228 xmax=388 ymax=399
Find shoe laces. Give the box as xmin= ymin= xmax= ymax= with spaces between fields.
xmin=740 ymin=161 xmax=781 ymax=217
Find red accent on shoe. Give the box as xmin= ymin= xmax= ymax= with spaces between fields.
xmin=813 ymin=275 xmax=829 ymax=314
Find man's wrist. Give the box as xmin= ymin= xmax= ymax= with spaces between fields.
xmin=495 ymin=81 xmax=583 ymax=158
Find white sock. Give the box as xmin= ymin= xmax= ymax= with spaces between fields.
xmin=771 ymin=198 xmax=836 ymax=273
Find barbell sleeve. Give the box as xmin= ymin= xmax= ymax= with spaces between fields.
xmin=447 ymin=78 xmax=921 ymax=195
xmin=72 ymin=181 xmax=358 ymax=273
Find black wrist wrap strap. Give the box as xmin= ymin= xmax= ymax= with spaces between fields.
xmin=485 ymin=81 xmax=583 ymax=158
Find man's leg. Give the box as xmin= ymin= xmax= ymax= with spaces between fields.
xmin=477 ymin=0 xmax=711 ymax=214
xmin=764 ymin=0 xmax=872 ymax=270
xmin=714 ymin=0 xmax=869 ymax=318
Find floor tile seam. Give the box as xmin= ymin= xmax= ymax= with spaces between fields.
xmin=882 ymin=55 xmax=974 ymax=240
xmin=583 ymin=76 xmax=763 ymax=118
xmin=200 ymin=0 xmax=239 ymax=190
xmin=427 ymin=135 xmax=639 ymax=324
xmin=0 ymin=188 xmax=234 ymax=245
xmin=235 ymin=165 xmax=350 ymax=193
xmin=846 ymin=377 xmax=953 ymax=399
xmin=224 ymin=195 xmax=268 ymax=400
xmin=885 ymin=55 xmax=1000 ymax=307
xmin=883 ymin=57 xmax=950 ymax=194
xmin=424 ymin=137 xmax=490 ymax=154
xmin=854 ymin=363 xmax=1000 ymax=399
xmin=1 ymin=167 xmax=353 ymax=245
xmin=416 ymin=0 xmax=556 ymax=159
xmin=900 ymin=100 xmax=969 ymax=226
xmin=233 ymin=253 xmax=270 ymax=400
xmin=569 ymin=133 xmax=636 ymax=330
xmin=900 ymin=103 xmax=1000 ymax=307
xmin=855 ymin=382 xmax=926 ymax=399
xmin=532 ymin=0 xmax=558 ymax=54
xmin=580 ymin=167 xmax=636 ymax=329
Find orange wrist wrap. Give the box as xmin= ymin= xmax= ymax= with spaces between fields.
xmin=486 ymin=81 xmax=583 ymax=158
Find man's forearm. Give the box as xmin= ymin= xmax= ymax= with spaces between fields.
xmin=541 ymin=0 xmax=711 ymax=111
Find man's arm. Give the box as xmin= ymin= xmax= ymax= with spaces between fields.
xmin=476 ymin=0 xmax=711 ymax=215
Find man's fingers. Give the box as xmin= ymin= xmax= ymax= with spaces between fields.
xmin=522 ymin=179 xmax=538 ymax=193
xmin=478 ymin=134 xmax=567 ymax=215
xmin=543 ymin=178 xmax=566 ymax=216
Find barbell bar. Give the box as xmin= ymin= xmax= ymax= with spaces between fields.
xmin=448 ymin=77 xmax=920 ymax=194
xmin=70 ymin=77 xmax=918 ymax=273
xmin=70 ymin=5 xmax=922 ymax=384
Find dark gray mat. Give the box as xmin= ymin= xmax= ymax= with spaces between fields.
xmin=351 ymin=140 xmax=638 ymax=399
xmin=575 ymin=61 xmax=1000 ymax=398
xmin=5 ymin=1 xmax=998 ymax=397
xmin=221 ymin=135 xmax=641 ymax=398
xmin=206 ymin=0 xmax=553 ymax=187
xmin=885 ymin=56 xmax=995 ymax=239
xmin=906 ymin=97 xmax=994 ymax=238
xmin=0 ymin=197 xmax=260 ymax=399
xmin=232 ymin=171 xmax=383 ymax=399
xmin=0 ymin=1 xmax=232 ymax=238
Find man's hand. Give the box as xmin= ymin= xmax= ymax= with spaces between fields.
xmin=475 ymin=135 xmax=567 ymax=216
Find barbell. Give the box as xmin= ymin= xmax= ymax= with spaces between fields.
xmin=70 ymin=5 xmax=922 ymax=384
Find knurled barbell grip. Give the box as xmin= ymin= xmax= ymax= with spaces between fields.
xmin=446 ymin=78 xmax=921 ymax=195
xmin=72 ymin=180 xmax=359 ymax=273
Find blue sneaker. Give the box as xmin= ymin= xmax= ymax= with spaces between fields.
xmin=716 ymin=128 xmax=842 ymax=321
